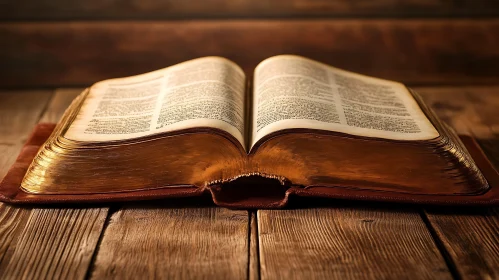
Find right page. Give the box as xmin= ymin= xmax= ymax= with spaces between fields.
xmin=251 ymin=55 xmax=439 ymax=147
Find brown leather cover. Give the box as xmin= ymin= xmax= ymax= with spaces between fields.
xmin=1 ymin=123 xmax=499 ymax=208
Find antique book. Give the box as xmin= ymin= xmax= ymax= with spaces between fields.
xmin=1 ymin=55 xmax=498 ymax=207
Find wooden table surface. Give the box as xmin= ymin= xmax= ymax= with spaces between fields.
xmin=0 ymin=87 xmax=498 ymax=279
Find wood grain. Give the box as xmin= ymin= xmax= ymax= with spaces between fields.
xmin=0 ymin=144 xmax=29 ymax=264
xmin=258 ymin=208 xmax=451 ymax=279
xmin=416 ymin=86 xmax=499 ymax=139
xmin=425 ymin=208 xmax=499 ymax=280
xmin=249 ymin=212 xmax=260 ymax=280
xmin=0 ymin=90 xmax=52 ymax=144
xmin=0 ymin=208 xmax=108 ymax=279
xmin=1 ymin=0 xmax=497 ymax=20
xmin=1 ymin=20 xmax=499 ymax=87
xmin=90 ymin=205 xmax=249 ymax=279
xmin=0 ymin=89 xmax=110 ymax=279
xmin=0 ymin=201 xmax=29 ymax=265
xmin=418 ymin=87 xmax=499 ymax=279
xmin=0 ymin=90 xmax=52 ymax=263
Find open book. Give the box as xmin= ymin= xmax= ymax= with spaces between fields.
xmin=2 ymin=55 xmax=497 ymax=207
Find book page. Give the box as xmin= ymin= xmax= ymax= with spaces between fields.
xmin=65 ymin=57 xmax=246 ymax=146
xmin=251 ymin=55 xmax=439 ymax=147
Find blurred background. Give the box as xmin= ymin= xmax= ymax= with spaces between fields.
xmin=0 ymin=0 xmax=498 ymax=88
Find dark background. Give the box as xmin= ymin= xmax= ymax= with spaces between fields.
xmin=0 ymin=0 xmax=498 ymax=88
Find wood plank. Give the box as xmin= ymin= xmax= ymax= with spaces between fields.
xmin=0 ymin=90 xmax=52 ymax=263
xmin=425 ymin=208 xmax=499 ymax=279
xmin=417 ymin=87 xmax=499 ymax=280
xmin=0 ymin=202 xmax=28 ymax=264
xmin=0 ymin=89 xmax=110 ymax=279
xmin=416 ymin=86 xmax=499 ymax=139
xmin=0 ymin=90 xmax=52 ymax=144
xmin=1 ymin=20 xmax=499 ymax=87
xmin=90 ymin=204 xmax=249 ymax=279
xmin=258 ymin=207 xmax=451 ymax=279
xmin=1 ymin=0 xmax=497 ymax=20
xmin=0 ymin=208 xmax=108 ymax=279
xmin=249 ymin=212 xmax=260 ymax=280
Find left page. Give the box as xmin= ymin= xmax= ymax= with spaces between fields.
xmin=65 ymin=57 xmax=247 ymax=146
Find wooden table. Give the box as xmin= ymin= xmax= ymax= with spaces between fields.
xmin=0 ymin=87 xmax=498 ymax=279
